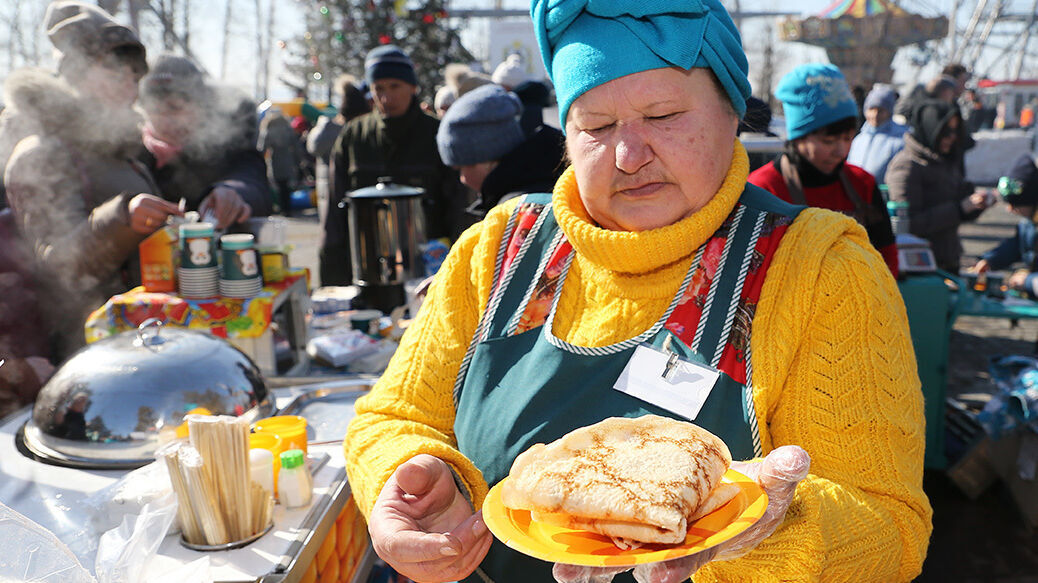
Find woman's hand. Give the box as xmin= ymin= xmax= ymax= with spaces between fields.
xmin=199 ymin=186 xmax=252 ymax=229
xmin=128 ymin=193 xmax=183 ymax=234
xmin=553 ymin=445 xmax=811 ymax=583
xmin=971 ymin=259 xmax=990 ymax=274
xmin=368 ymin=454 xmax=493 ymax=583
xmin=1007 ymin=269 xmax=1031 ymax=290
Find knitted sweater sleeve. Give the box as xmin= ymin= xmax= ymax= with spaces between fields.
xmin=343 ymin=199 xmax=517 ymax=515
xmin=695 ymin=208 xmax=932 ymax=583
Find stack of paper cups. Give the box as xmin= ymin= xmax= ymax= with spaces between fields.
xmin=177 ymin=222 xmax=218 ymax=298
xmin=219 ymin=233 xmax=263 ymax=298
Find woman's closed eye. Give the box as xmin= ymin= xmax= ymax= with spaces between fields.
xmin=648 ymin=112 xmax=680 ymax=122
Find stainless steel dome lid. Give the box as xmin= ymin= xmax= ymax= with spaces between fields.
xmin=20 ymin=319 xmax=273 ymax=469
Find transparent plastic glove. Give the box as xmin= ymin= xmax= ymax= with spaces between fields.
xmin=552 ymin=445 xmax=811 ymax=583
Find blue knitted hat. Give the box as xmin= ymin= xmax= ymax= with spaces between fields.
xmin=364 ymin=45 xmax=417 ymax=86
xmin=776 ymin=64 xmax=858 ymax=140
xmin=436 ymin=84 xmax=525 ymax=167
xmin=531 ymin=0 xmax=751 ymax=132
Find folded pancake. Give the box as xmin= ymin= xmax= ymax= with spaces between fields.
xmin=500 ymin=415 xmax=736 ymax=547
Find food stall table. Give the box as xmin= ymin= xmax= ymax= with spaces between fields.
xmin=955 ymin=290 xmax=1038 ymax=320
xmin=84 ymin=270 xmax=310 ymax=377
xmin=0 ymin=378 xmax=376 ymax=583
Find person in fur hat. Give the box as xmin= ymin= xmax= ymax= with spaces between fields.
xmin=139 ymin=54 xmax=272 ymax=228
xmin=2 ymin=1 xmax=181 ymax=362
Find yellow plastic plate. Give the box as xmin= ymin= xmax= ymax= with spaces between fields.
xmin=481 ymin=468 xmax=767 ymax=567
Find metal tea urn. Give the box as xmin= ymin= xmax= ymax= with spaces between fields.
xmin=346 ymin=178 xmax=427 ymax=313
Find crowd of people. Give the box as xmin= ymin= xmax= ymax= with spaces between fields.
xmin=0 ymin=1 xmax=568 ymax=415
xmin=4 ymin=0 xmax=1038 ymax=581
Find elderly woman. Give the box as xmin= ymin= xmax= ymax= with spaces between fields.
xmin=749 ymin=64 xmax=899 ymax=277
xmin=886 ymin=99 xmax=991 ymax=273
xmin=344 ymin=1 xmax=932 ymax=582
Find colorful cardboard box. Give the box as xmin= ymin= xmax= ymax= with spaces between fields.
xmin=139 ymin=226 xmax=178 ymax=293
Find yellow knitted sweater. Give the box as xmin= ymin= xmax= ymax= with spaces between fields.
xmin=344 ymin=142 xmax=933 ymax=582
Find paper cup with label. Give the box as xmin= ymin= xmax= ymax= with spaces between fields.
xmin=220 ymin=234 xmax=260 ymax=281
xmin=179 ymin=222 xmax=217 ymax=269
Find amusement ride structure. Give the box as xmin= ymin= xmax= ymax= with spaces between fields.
xmin=779 ymin=0 xmax=948 ymax=89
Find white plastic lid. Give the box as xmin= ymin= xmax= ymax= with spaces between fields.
xmin=249 ymin=448 xmax=274 ymax=466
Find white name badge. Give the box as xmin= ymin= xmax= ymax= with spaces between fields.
xmin=612 ymin=344 xmax=720 ymax=421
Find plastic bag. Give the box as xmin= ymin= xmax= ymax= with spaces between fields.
xmin=94 ymin=492 xmax=178 ymax=583
xmin=83 ymin=460 xmax=176 ymax=536
xmin=0 ymin=501 xmax=96 ymax=583
xmin=980 ymin=355 xmax=1038 ymax=438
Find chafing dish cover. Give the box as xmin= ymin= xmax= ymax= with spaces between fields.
xmin=22 ymin=319 xmax=272 ymax=468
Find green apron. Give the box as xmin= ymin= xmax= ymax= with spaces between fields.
xmin=454 ymin=188 xmax=800 ymax=583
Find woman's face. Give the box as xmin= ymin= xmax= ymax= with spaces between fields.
xmin=144 ymin=96 xmax=199 ymax=143
xmin=795 ymin=129 xmax=855 ymax=175
xmin=938 ymin=115 xmax=961 ymax=155
xmin=565 ymin=67 xmax=739 ymax=232
xmin=79 ymin=61 xmax=140 ymax=108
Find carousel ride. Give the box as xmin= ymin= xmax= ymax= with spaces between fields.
xmin=780 ymin=0 xmax=948 ymax=89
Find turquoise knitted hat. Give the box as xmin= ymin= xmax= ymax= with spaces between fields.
xmin=531 ymin=0 xmax=751 ymax=132
xmin=776 ymin=64 xmax=858 ymax=140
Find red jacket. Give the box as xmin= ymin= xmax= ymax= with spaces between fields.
xmin=749 ymin=159 xmax=899 ymax=277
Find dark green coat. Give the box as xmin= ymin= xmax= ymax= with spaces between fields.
xmin=324 ymin=99 xmax=466 ymax=286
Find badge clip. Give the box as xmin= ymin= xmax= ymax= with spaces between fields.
xmin=660 ymin=335 xmax=680 ymax=382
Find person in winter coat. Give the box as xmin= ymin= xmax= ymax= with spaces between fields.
xmin=309 ymin=74 xmax=370 ymax=286
xmin=329 ymin=45 xmax=464 ymax=287
xmin=258 ymin=109 xmax=300 ymax=216
xmin=3 ymin=1 xmax=182 ymax=361
xmin=972 ymin=154 xmax=1038 ymax=296
xmin=886 ymin=99 xmax=993 ymax=273
xmin=749 ymin=64 xmax=899 ymax=277
xmin=139 ymin=54 xmax=272 ymax=228
xmin=847 ymin=85 xmax=908 ymax=185
xmin=436 ymin=84 xmax=564 ymax=219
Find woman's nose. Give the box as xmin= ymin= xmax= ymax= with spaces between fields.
xmin=614 ymin=124 xmax=652 ymax=174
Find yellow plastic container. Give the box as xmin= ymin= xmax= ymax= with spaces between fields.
xmin=249 ymin=431 xmax=284 ymax=495
xmin=252 ymin=415 xmax=308 ymax=454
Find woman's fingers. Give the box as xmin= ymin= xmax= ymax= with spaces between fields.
xmin=757 ymin=445 xmax=811 ymax=497
xmin=394 ymin=454 xmax=449 ymax=498
xmin=553 ymin=563 xmax=630 ymax=583
xmin=375 ymin=510 xmax=493 ymax=582
xmin=369 ymin=455 xmax=493 ymax=582
xmin=632 ymin=548 xmax=718 ymax=583
xmin=129 ymin=194 xmax=184 ymax=233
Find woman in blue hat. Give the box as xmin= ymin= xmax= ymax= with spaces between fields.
xmin=344 ymin=2 xmax=931 ymax=582
xmin=749 ymin=64 xmax=899 ymax=277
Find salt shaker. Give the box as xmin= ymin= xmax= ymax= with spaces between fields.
xmin=277 ymin=449 xmax=313 ymax=508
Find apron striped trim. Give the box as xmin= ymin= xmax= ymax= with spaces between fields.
xmin=540 ymin=244 xmax=705 ymax=356
xmin=484 ymin=206 xmax=553 ymax=341
xmin=710 ymin=209 xmax=765 ymax=368
xmin=691 ymin=205 xmax=746 ymax=355
xmin=744 ymin=342 xmax=763 ymax=457
xmin=453 ymin=203 xmax=552 ymax=405
xmin=504 ymin=229 xmax=568 ymax=336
